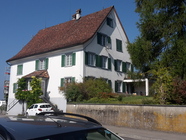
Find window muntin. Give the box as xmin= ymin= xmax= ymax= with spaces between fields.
xmin=66 ymin=54 xmax=72 ymax=66
xmin=17 ymin=64 xmax=23 ymax=75
xmin=36 ymin=58 xmax=48 ymax=70
xmin=88 ymin=53 xmax=96 ymax=66
xmin=102 ymin=56 xmax=108 ymax=69
xmin=61 ymin=53 xmax=76 ymax=67
xmin=97 ymin=33 xmax=111 ymax=46
xmin=61 ymin=77 xmax=75 ymax=87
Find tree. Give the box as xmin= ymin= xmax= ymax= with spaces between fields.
xmin=15 ymin=77 xmax=43 ymax=113
xmin=127 ymin=0 xmax=186 ymax=79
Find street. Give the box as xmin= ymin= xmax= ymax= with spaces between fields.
xmin=104 ymin=125 xmax=186 ymax=140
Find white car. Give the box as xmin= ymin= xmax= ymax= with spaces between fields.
xmin=26 ymin=103 xmax=53 ymax=116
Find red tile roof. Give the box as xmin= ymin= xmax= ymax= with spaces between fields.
xmin=23 ymin=70 xmax=49 ymax=78
xmin=7 ymin=6 xmax=114 ymax=62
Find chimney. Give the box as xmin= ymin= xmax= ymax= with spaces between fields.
xmin=72 ymin=9 xmax=81 ymax=20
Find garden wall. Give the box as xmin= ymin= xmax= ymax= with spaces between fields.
xmin=67 ymin=104 xmax=186 ymax=133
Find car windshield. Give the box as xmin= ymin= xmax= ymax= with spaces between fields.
xmin=32 ymin=128 xmax=122 ymax=140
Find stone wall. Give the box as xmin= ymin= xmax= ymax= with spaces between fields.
xmin=67 ymin=104 xmax=186 ymax=133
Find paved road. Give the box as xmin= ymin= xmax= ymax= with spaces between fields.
xmin=104 ymin=125 xmax=186 ymax=140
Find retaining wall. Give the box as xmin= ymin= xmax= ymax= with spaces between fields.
xmin=67 ymin=104 xmax=186 ymax=133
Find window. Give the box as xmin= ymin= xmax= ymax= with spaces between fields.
xmin=116 ymin=39 xmax=122 ymax=52
xmin=107 ymin=17 xmax=113 ymax=27
xmin=102 ymin=56 xmax=108 ymax=69
xmin=35 ymin=58 xmax=48 ymax=70
xmin=114 ymin=60 xmax=122 ymax=72
xmin=114 ymin=60 xmax=126 ymax=73
xmin=60 ymin=77 xmax=75 ymax=87
xmin=97 ymin=33 xmax=111 ymax=46
xmin=115 ymin=81 xmax=125 ymax=93
xmin=85 ymin=52 xmax=96 ymax=66
xmin=61 ymin=53 xmax=76 ymax=67
xmin=17 ymin=64 xmax=23 ymax=75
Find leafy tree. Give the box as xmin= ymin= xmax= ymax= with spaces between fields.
xmin=15 ymin=77 xmax=43 ymax=112
xmin=128 ymin=0 xmax=186 ymax=79
xmin=150 ymin=66 xmax=173 ymax=104
xmin=26 ymin=76 xmax=43 ymax=107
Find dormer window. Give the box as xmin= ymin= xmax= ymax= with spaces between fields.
xmin=107 ymin=17 xmax=113 ymax=28
xmin=97 ymin=33 xmax=111 ymax=46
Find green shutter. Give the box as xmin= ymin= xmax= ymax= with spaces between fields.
xmin=108 ymin=58 xmax=111 ymax=70
xmin=108 ymin=80 xmax=112 ymax=88
xmin=35 ymin=60 xmax=39 ymax=70
xmin=122 ymin=62 xmax=127 ymax=73
xmin=45 ymin=58 xmax=49 ymax=69
xmin=61 ymin=78 xmax=64 ymax=87
xmin=17 ymin=65 xmax=23 ymax=75
xmin=122 ymin=82 xmax=126 ymax=93
xmin=115 ymin=81 xmax=118 ymax=92
xmin=97 ymin=33 xmax=101 ymax=44
xmin=72 ymin=53 xmax=76 ymax=66
xmin=13 ymin=83 xmax=17 ymax=93
xmin=131 ymin=64 xmax=134 ymax=72
xmin=61 ymin=55 xmax=65 ymax=67
xmin=71 ymin=77 xmax=75 ymax=82
xmin=96 ymin=55 xmax=101 ymax=67
xmin=85 ymin=52 xmax=88 ymax=65
xmin=107 ymin=36 xmax=111 ymax=44
xmin=114 ymin=60 xmax=117 ymax=71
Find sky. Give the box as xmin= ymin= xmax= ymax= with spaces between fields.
xmin=0 ymin=0 xmax=140 ymax=99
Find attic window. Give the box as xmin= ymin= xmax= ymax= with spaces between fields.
xmin=107 ymin=17 xmax=113 ymax=28
xmin=97 ymin=33 xmax=111 ymax=46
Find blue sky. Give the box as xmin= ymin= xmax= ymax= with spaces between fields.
xmin=0 ymin=0 xmax=140 ymax=99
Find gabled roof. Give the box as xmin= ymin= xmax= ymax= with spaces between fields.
xmin=7 ymin=6 xmax=114 ymax=62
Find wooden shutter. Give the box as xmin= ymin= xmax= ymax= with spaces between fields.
xmin=107 ymin=36 xmax=111 ymax=44
xmin=13 ymin=83 xmax=17 ymax=93
xmin=108 ymin=58 xmax=111 ymax=70
xmin=35 ymin=60 xmax=39 ymax=70
xmin=108 ymin=80 xmax=112 ymax=88
xmin=131 ymin=64 xmax=134 ymax=72
xmin=61 ymin=55 xmax=65 ymax=67
xmin=85 ymin=52 xmax=88 ymax=65
xmin=72 ymin=53 xmax=76 ymax=66
xmin=122 ymin=62 xmax=127 ymax=73
xmin=115 ymin=81 xmax=118 ymax=92
xmin=96 ymin=55 xmax=101 ymax=67
xmin=114 ymin=60 xmax=117 ymax=71
xmin=61 ymin=78 xmax=64 ymax=87
xmin=71 ymin=77 xmax=75 ymax=82
xmin=122 ymin=82 xmax=126 ymax=93
xmin=45 ymin=58 xmax=49 ymax=69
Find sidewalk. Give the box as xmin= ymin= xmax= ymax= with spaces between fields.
xmin=104 ymin=125 xmax=186 ymax=140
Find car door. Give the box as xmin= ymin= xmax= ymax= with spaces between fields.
xmin=27 ymin=105 xmax=34 ymax=115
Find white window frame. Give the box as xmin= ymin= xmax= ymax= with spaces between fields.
xmin=102 ymin=56 xmax=108 ymax=69
xmin=88 ymin=53 xmax=96 ymax=66
xmin=117 ymin=81 xmax=122 ymax=92
xmin=66 ymin=54 xmax=72 ymax=66
xmin=117 ymin=60 xmax=122 ymax=71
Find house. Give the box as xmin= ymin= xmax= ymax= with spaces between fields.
xmin=6 ymin=6 xmax=133 ymax=115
